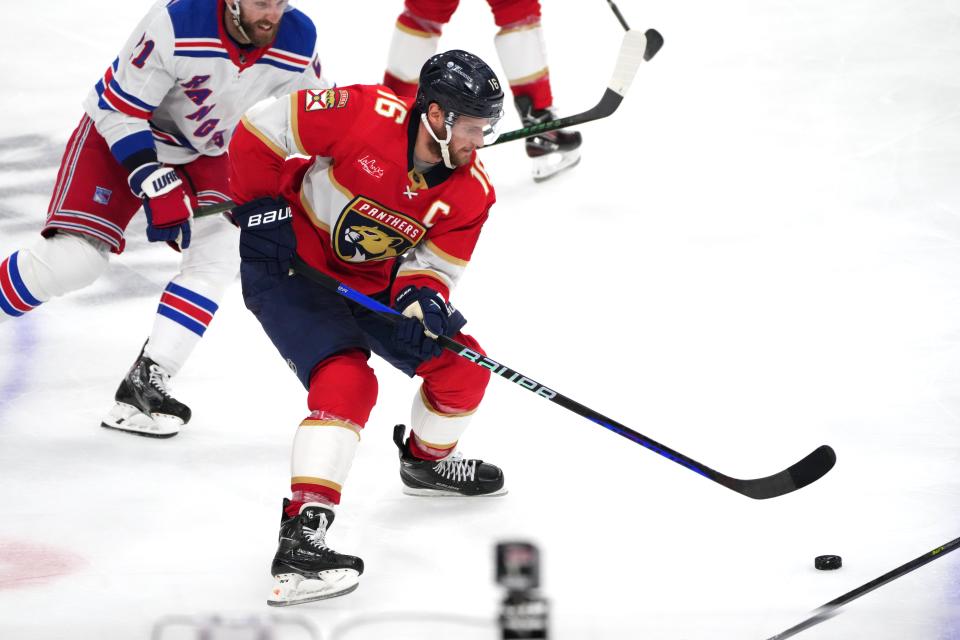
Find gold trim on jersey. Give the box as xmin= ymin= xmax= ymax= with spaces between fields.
xmin=290 ymin=476 xmax=343 ymax=492
xmin=426 ymin=239 xmax=468 ymax=266
xmin=240 ymin=116 xmax=285 ymax=158
xmin=420 ymin=386 xmax=478 ymax=418
xmin=407 ymin=168 xmax=429 ymax=193
xmin=418 ymin=437 xmax=458 ymax=450
xmin=396 ymin=20 xmax=438 ymax=39
xmin=508 ymin=67 xmax=550 ymax=86
xmin=290 ymin=92 xmax=308 ymax=155
xmin=328 ymin=166 xmax=355 ymax=200
xmin=299 ymin=418 xmax=362 ymax=438
xmin=496 ymin=20 xmax=543 ymax=36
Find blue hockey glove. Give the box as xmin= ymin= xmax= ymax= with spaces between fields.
xmin=232 ymin=197 xmax=295 ymax=265
xmin=392 ymin=286 xmax=451 ymax=360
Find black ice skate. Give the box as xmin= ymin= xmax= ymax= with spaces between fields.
xmin=393 ymin=424 xmax=507 ymax=497
xmin=268 ymin=500 xmax=364 ymax=606
xmin=100 ymin=347 xmax=191 ymax=438
xmin=516 ymin=95 xmax=583 ymax=182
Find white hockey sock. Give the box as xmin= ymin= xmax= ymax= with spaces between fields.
xmin=494 ymin=19 xmax=549 ymax=89
xmin=292 ymin=412 xmax=362 ymax=504
xmin=0 ymin=251 xmax=44 ymax=321
xmin=146 ymin=279 xmax=220 ymax=374
xmin=411 ymin=386 xmax=476 ymax=454
xmin=144 ymin=216 xmax=239 ymax=375
xmin=385 ymin=16 xmax=441 ymax=86
xmin=0 ymin=233 xmax=109 ymax=321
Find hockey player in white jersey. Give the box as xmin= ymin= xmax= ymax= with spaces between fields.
xmin=0 ymin=0 xmax=327 ymax=437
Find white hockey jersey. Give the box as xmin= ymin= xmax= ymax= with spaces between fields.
xmin=82 ymin=0 xmax=326 ymax=168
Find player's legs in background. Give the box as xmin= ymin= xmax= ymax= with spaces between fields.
xmin=489 ymin=0 xmax=583 ymax=181
xmin=383 ymin=0 xmax=460 ymax=97
xmin=1 ymin=116 xmax=136 ymax=323
xmin=102 ymin=154 xmax=237 ymax=438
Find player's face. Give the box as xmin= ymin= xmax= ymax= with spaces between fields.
xmin=448 ymin=115 xmax=494 ymax=166
xmin=239 ymin=0 xmax=287 ymax=47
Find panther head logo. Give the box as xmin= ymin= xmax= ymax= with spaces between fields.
xmin=342 ymin=225 xmax=404 ymax=262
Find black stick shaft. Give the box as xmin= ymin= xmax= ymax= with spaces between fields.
xmin=287 ymin=256 xmax=833 ymax=500
xmin=606 ymin=0 xmax=631 ymax=31
xmin=767 ymin=535 xmax=960 ymax=639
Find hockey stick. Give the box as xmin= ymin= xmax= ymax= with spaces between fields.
xmin=765 ymin=535 xmax=960 ymax=639
xmin=606 ymin=0 xmax=632 ymax=31
xmin=286 ymin=255 xmax=835 ymax=500
xmin=195 ymin=27 xmax=665 ymax=220
xmin=488 ymin=27 xmax=662 ymax=146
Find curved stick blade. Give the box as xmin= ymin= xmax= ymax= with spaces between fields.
xmin=643 ymin=28 xmax=664 ymax=61
xmin=732 ymin=445 xmax=837 ymax=500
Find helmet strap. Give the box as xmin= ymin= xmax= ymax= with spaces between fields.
xmin=420 ymin=112 xmax=456 ymax=170
xmin=227 ymin=0 xmax=253 ymax=45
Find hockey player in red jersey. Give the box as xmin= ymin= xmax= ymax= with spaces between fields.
xmin=383 ymin=0 xmax=582 ymax=182
xmin=229 ymin=50 xmax=507 ymax=604
xmin=0 ymin=0 xmax=326 ymax=438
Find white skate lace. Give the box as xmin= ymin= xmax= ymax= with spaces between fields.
xmin=433 ymin=452 xmax=477 ymax=483
xmin=304 ymin=513 xmax=330 ymax=551
xmin=147 ymin=364 xmax=173 ymax=397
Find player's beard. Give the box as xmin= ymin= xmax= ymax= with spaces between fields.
xmin=241 ymin=15 xmax=281 ymax=47
xmin=426 ymin=124 xmax=473 ymax=168
xmin=450 ymin=145 xmax=474 ymax=167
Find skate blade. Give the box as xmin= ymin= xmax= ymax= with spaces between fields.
xmin=532 ymin=150 xmax=581 ymax=182
xmin=100 ymin=402 xmax=181 ymax=438
xmin=267 ymin=569 xmax=360 ymax=606
xmin=402 ymin=485 xmax=509 ymax=498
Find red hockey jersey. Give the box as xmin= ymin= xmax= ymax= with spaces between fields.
xmin=229 ymin=84 xmax=496 ymax=300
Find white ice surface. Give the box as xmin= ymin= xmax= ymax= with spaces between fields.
xmin=1 ymin=1 xmax=959 ymax=639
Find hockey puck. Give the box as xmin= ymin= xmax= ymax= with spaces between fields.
xmin=814 ymin=555 xmax=842 ymax=570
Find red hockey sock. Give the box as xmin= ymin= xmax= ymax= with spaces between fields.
xmin=286 ymin=485 xmax=339 ymax=517
xmin=408 ymin=432 xmax=456 ymax=461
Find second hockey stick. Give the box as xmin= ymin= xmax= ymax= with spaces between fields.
xmin=489 ymin=27 xmax=662 ymax=146
xmin=605 ymin=0 xmax=632 ymax=31
xmin=194 ymin=28 xmax=664 ymax=220
xmin=287 ymin=255 xmax=836 ymax=500
xmin=765 ymin=534 xmax=960 ymax=639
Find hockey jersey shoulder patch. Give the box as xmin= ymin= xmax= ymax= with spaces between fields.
xmin=304 ymin=88 xmax=348 ymax=112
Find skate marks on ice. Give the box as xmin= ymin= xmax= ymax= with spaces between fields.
xmin=0 ymin=313 xmax=38 ymax=425
xmin=0 ymin=134 xmax=64 ymax=172
xmin=152 ymin=613 xmax=323 ymax=640
xmin=0 ymin=134 xmax=61 ymax=224
xmin=0 ymin=539 xmax=85 ymax=591
xmin=327 ymin=611 xmax=494 ymax=640
xmin=150 ymin=611 xmax=496 ymax=640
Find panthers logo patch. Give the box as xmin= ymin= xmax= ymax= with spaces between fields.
xmin=333 ymin=196 xmax=425 ymax=263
